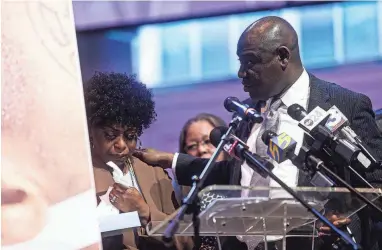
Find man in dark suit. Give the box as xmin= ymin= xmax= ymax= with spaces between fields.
xmin=376 ymin=109 xmax=382 ymax=132
xmin=134 ymin=16 xmax=382 ymax=250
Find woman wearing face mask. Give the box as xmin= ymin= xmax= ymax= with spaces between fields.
xmin=84 ymin=72 xmax=193 ymax=250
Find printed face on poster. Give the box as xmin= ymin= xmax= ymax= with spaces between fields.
xmin=1 ymin=1 xmax=101 ymax=249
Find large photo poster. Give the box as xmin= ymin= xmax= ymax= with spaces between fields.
xmin=1 ymin=1 xmax=101 ymax=249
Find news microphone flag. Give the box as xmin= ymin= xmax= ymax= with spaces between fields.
xmin=298 ymin=106 xmax=330 ymax=133
xmin=325 ymin=105 xmax=349 ymax=133
xmin=267 ymin=132 xmax=297 ymax=163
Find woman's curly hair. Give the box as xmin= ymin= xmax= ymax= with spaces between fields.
xmin=84 ymin=72 xmax=157 ymax=136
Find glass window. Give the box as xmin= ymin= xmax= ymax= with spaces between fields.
xmin=199 ymin=17 xmax=231 ymax=80
xmin=300 ymin=4 xmax=336 ymax=67
xmin=238 ymin=10 xmax=280 ymax=32
xmin=134 ymin=2 xmax=380 ymax=87
xmin=160 ymin=22 xmax=192 ymax=85
xmin=343 ymin=2 xmax=379 ymax=62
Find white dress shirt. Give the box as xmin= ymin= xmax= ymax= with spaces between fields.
xmin=241 ymin=69 xmax=310 ymax=195
xmin=172 ymin=69 xmax=310 ymax=192
xmin=171 ymin=70 xmax=310 ymax=246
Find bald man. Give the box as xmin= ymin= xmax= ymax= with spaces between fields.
xmin=134 ymin=16 xmax=382 ymax=250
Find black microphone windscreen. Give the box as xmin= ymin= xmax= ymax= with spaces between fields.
xmin=287 ymin=103 xmax=307 ymax=121
xmin=224 ymin=97 xmax=240 ymax=112
xmin=210 ymin=126 xmax=228 ymax=147
xmin=261 ymin=130 xmax=277 ymax=145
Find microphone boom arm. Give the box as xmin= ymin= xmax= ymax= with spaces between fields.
xmin=233 ymin=142 xmax=362 ymax=250
xmin=162 ymin=117 xmax=240 ymax=246
xmin=305 ymin=154 xmax=382 ymax=215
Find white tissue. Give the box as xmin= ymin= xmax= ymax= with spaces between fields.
xmin=106 ymin=161 xmax=131 ymax=188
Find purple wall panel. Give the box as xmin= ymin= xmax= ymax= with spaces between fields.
xmin=73 ymin=1 xmax=289 ymax=31
xmin=140 ymin=62 xmax=382 ymax=152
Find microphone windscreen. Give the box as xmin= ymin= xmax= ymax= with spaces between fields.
xmin=261 ymin=130 xmax=277 ymax=145
xmin=287 ymin=103 xmax=307 ymax=121
xmin=224 ymin=96 xmax=240 ymax=112
xmin=210 ymin=126 xmax=228 ymax=147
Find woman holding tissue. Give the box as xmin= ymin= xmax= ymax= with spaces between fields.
xmin=84 ymin=72 xmax=193 ymax=250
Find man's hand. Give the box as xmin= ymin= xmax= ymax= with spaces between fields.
xmin=133 ymin=148 xmax=174 ymax=169
xmin=318 ymin=214 xmax=354 ymax=248
xmin=109 ymin=184 xmax=150 ymax=225
xmin=319 ymin=214 xmax=351 ymax=234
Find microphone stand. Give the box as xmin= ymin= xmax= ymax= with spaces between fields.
xmin=301 ymin=127 xmax=382 ymax=215
xmin=233 ymin=142 xmax=362 ymax=250
xmin=162 ymin=116 xmax=243 ymax=247
xmin=302 ymin=151 xmax=382 ymax=215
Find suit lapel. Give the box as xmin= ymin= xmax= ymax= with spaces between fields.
xmin=298 ymin=73 xmax=331 ymax=186
xmin=307 ymin=73 xmax=330 ymax=112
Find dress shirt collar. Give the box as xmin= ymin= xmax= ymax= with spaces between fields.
xmin=279 ymin=68 xmax=310 ymax=109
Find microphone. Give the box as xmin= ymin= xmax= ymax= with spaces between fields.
xmin=210 ymin=126 xmax=249 ymax=158
xmin=224 ymin=97 xmax=263 ymax=123
xmin=262 ymin=131 xmax=382 ymax=216
xmin=288 ymin=104 xmax=330 ymax=134
xmin=287 ymin=103 xmax=309 ymax=121
xmin=210 ymin=126 xmax=273 ymax=177
xmin=262 ymin=131 xmax=298 ymax=164
xmin=287 ymin=104 xmax=368 ymax=169
xmin=162 ymin=116 xmax=240 ymax=246
xmin=210 ymin=126 xmax=240 ymax=159
xmin=211 ymin=128 xmax=361 ymax=249
xmin=262 ymin=130 xmax=334 ymax=187
xmin=325 ymin=105 xmax=378 ymax=167
xmin=324 ymin=105 xmax=349 ymax=133
xmin=210 ymin=126 xmax=229 ymax=148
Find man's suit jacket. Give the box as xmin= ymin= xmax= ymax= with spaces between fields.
xmin=93 ymin=157 xmax=194 ymax=250
xmin=376 ymin=109 xmax=382 ymax=132
xmin=174 ymin=74 xmax=382 ymax=250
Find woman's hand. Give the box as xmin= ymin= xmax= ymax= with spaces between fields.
xmin=109 ymin=183 xmax=150 ymax=225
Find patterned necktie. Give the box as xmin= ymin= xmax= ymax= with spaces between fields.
xmin=249 ymin=98 xmax=283 ymax=189
xmin=241 ymin=98 xmax=284 ymax=250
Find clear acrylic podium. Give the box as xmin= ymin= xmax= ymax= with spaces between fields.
xmin=147 ymin=186 xmax=381 ymax=250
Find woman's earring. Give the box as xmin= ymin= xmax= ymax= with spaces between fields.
xmin=137 ymin=138 xmax=142 ymax=150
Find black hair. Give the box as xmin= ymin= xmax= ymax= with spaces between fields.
xmin=84 ymin=72 xmax=157 ymax=136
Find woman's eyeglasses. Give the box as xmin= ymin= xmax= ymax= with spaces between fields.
xmin=184 ymin=139 xmax=212 ymax=153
